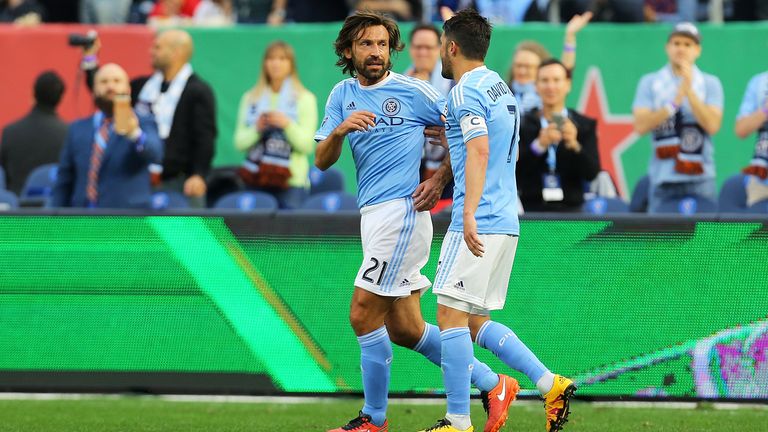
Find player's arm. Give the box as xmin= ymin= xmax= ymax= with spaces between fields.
xmin=314 ymin=110 xmax=376 ymax=170
xmin=464 ymin=134 xmax=488 ymax=257
xmin=414 ymin=124 xmax=452 ymax=211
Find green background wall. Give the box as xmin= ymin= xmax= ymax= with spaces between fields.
xmin=185 ymin=23 xmax=768 ymax=195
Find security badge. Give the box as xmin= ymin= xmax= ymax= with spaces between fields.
xmin=542 ymin=172 xmax=564 ymax=202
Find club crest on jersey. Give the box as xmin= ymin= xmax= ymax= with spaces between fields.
xmin=382 ymin=98 xmax=401 ymax=117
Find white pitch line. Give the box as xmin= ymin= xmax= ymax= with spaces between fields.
xmin=0 ymin=393 xmax=765 ymax=410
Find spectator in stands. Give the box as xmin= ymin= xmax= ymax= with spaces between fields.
xmin=233 ymin=40 xmax=317 ymax=209
xmin=147 ymin=0 xmax=199 ymax=27
xmin=644 ymin=0 xmax=698 ymax=23
xmin=405 ymin=23 xmax=451 ymax=96
xmin=507 ymin=12 xmax=592 ymax=115
xmin=80 ymin=0 xmax=131 ymax=23
xmin=193 ymin=0 xmax=235 ymax=25
xmin=517 ymin=59 xmax=600 ymax=212
xmin=353 ymin=0 xmax=421 ymax=21
xmin=52 ymin=64 xmax=162 ymax=209
xmin=82 ymin=30 xmax=217 ymax=208
xmin=735 ymin=71 xmax=768 ymax=181
xmin=0 ymin=0 xmax=44 ymax=25
xmin=632 ymin=23 xmax=723 ymax=213
xmin=0 ymin=71 xmax=67 ymax=196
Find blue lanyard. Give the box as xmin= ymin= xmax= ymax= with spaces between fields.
xmin=546 ymin=145 xmax=557 ymax=174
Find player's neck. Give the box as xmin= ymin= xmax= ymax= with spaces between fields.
xmin=358 ymin=71 xmax=390 ymax=87
xmin=542 ymin=103 xmax=566 ymax=119
xmin=452 ymin=60 xmax=484 ymax=82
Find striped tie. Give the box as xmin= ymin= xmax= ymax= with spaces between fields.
xmin=86 ymin=118 xmax=110 ymax=205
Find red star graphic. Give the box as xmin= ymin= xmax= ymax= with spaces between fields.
xmin=576 ymin=68 xmax=639 ymax=198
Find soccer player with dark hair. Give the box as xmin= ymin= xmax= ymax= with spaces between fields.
xmin=420 ymin=9 xmax=575 ymax=432
xmin=315 ymin=11 xmax=513 ymax=432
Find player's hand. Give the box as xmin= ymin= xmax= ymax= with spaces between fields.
xmin=183 ymin=175 xmax=207 ymax=197
xmin=561 ymin=120 xmax=581 ymax=153
xmin=424 ymin=126 xmax=448 ymax=148
xmin=337 ymin=111 xmax=376 ymax=135
xmin=565 ymin=11 xmax=592 ymax=38
xmin=463 ymin=214 xmax=484 ymax=257
xmin=413 ymin=177 xmax=444 ymax=212
xmin=264 ymin=111 xmax=291 ymax=129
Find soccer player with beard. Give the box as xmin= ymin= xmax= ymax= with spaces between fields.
xmin=315 ymin=11 xmax=517 ymax=432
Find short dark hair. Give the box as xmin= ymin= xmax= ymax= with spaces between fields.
xmin=333 ymin=11 xmax=404 ymax=77
xmin=410 ymin=23 xmax=440 ymax=44
xmin=442 ymin=8 xmax=491 ymax=61
xmin=34 ymin=71 xmax=65 ymax=109
xmin=538 ymin=58 xmax=572 ymax=80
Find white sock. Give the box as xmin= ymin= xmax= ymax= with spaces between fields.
xmin=536 ymin=371 xmax=556 ymax=395
xmin=445 ymin=413 xmax=472 ymax=430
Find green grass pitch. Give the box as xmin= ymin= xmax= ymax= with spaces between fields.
xmin=1 ymin=397 xmax=765 ymax=431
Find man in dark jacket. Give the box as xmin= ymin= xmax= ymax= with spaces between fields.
xmin=517 ymin=58 xmax=600 ymax=212
xmin=83 ymin=29 xmax=217 ymax=208
xmin=0 ymin=71 xmax=67 ymax=196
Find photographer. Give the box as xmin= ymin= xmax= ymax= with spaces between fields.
xmin=517 ymin=58 xmax=600 ymax=212
xmin=79 ymin=29 xmax=217 ymax=208
xmin=52 ymin=64 xmax=162 ymax=209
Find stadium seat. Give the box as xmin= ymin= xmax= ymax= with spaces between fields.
xmin=582 ymin=197 xmax=629 ymax=215
xmin=21 ymin=163 xmax=57 ymax=205
xmin=656 ymin=196 xmax=718 ymax=215
xmin=301 ymin=192 xmax=358 ymax=213
xmin=0 ymin=165 xmax=6 ymax=190
xmin=718 ymin=174 xmax=748 ymax=213
xmin=151 ymin=191 xmax=190 ymax=210
xmin=214 ymin=191 xmax=279 ymax=211
xmin=206 ymin=165 xmax=243 ymax=208
xmin=746 ymin=198 xmax=768 ymax=214
xmin=629 ymin=175 xmax=650 ymax=213
xmin=0 ymin=189 xmax=18 ymax=211
xmin=309 ymin=167 xmax=345 ymax=195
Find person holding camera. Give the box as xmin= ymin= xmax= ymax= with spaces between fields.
xmin=517 ymin=58 xmax=600 ymax=212
xmin=81 ymin=29 xmax=217 ymax=208
xmin=52 ymin=63 xmax=162 ymax=209
xmin=233 ymin=40 xmax=317 ymax=209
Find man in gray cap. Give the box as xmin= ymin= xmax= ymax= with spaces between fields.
xmin=632 ymin=22 xmax=723 ymax=213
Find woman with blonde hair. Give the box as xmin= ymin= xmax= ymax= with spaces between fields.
xmin=234 ymin=40 xmax=318 ymax=209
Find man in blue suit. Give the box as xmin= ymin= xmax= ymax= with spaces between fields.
xmin=53 ymin=63 xmax=162 ymax=209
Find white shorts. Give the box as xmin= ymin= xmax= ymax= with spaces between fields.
xmin=355 ymin=197 xmax=433 ymax=297
xmin=433 ymin=230 xmax=518 ymax=314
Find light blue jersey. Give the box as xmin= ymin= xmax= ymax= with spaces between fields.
xmin=315 ymin=72 xmax=446 ymax=207
xmin=445 ymin=65 xmax=520 ymax=235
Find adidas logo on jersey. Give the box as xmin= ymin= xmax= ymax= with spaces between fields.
xmin=398 ymin=278 xmax=410 ymax=288
xmin=346 ymin=101 xmax=356 ymax=110
xmin=453 ymin=280 xmax=465 ymax=291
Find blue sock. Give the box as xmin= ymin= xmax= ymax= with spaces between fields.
xmin=358 ymin=326 xmax=392 ymax=426
xmin=414 ymin=323 xmax=499 ymax=392
xmin=476 ymin=321 xmax=549 ymax=384
xmin=441 ymin=327 xmax=473 ymax=416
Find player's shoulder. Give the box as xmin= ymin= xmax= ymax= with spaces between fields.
xmin=450 ymin=69 xmax=494 ymax=106
xmin=325 ymin=77 xmax=356 ymax=104
xmin=389 ymin=72 xmax=442 ymax=102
